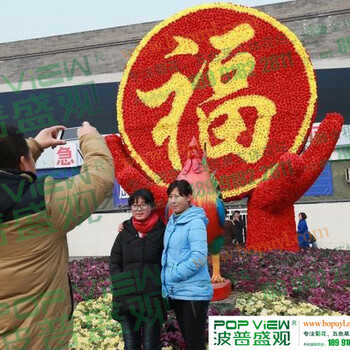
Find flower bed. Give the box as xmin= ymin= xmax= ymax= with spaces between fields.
xmin=232 ymin=291 xmax=341 ymax=316
xmin=70 ymin=258 xmax=110 ymax=303
xmin=69 ymin=293 xmax=123 ymax=350
xmin=69 ymin=248 xmax=350 ymax=314
xmin=218 ymin=247 xmax=350 ymax=314
xmin=69 ymin=291 xmax=342 ymax=349
xmin=68 ymin=248 xmax=350 ymax=349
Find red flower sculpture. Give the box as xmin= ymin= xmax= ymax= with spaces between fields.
xmin=246 ymin=113 xmax=343 ymax=251
xmin=105 ymin=4 xmax=344 ymax=251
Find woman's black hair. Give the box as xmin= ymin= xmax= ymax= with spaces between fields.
xmin=299 ymin=212 xmax=307 ymax=220
xmin=128 ymin=188 xmax=155 ymax=207
xmin=167 ymin=179 xmax=193 ymax=197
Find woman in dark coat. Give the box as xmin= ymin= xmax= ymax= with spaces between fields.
xmin=232 ymin=210 xmax=246 ymax=246
xmin=110 ymin=188 xmax=167 ymax=350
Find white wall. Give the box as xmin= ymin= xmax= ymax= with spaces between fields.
xmin=67 ymin=212 xmax=131 ymax=257
xmin=294 ymin=202 xmax=350 ymax=249
xmin=67 ymin=202 xmax=350 ymax=257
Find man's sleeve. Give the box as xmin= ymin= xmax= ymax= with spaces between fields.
xmin=26 ymin=138 xmax=44 ymax=162
xmin=44 ymin=133 xmax=115 ymax=234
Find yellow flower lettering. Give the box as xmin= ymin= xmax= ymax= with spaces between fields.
xmin=197 ymin=95 xmax=276 ymax=163
xmin=137 ymin=73 xmax=194 ymax=170
xmin=206 ymin=23 xmax=256 ymax=102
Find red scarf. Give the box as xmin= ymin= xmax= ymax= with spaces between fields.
xmin=132 ymin=211 xmax=159 ymax=238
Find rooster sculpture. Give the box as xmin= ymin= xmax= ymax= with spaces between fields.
xmin=169 ymin=138 xmax=226 ymax=283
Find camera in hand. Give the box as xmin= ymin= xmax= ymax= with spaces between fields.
xmin=57 ymin=127 xmax=79 ymax=141
xmin=57 ymin=127 xmax=83 ymax=159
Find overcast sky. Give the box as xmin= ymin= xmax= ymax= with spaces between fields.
xmin=0 ymin=0 xmax=293 ymax=43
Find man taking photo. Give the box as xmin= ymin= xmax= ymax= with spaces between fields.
xmin=0 ymin=122 xmax=114 ymax=349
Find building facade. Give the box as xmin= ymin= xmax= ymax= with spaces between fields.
xmin=1 ymin=0 xmax=350 ymax=254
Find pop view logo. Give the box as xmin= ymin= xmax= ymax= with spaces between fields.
xmin=214 ymin=320 xmax=290 ymax=330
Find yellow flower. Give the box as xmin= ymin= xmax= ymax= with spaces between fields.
xmin=255 ymin=301 xmax=264 ymax=309
xmin=260 ymin=308 xmax=268 ymax=316
xmin=287 ymin=307 xmax=299 ymax=315
xmin=273 ymin=305 xmax=287 ymax=314
xmin=246 ymin=306 xmax=253 ymax=314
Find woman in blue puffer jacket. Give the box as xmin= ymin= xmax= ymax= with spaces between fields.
xmin=162 ymin=179 xmax=213 ymax=350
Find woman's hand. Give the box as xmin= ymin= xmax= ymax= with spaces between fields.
xmin=117 ymin=223 xmax=124 ymax=233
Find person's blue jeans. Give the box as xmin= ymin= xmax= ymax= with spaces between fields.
xmin=119 ymin=312 xmax=161 ymax=350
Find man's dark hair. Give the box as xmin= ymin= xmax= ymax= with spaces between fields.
xmin=128 ymin=188 xmax=155 ymax=207
xmin=234 ymin=210 xmax=240 ymax=215
xmin=299 ymin=212 xmax=307 ymax=220
xmin=0 ymin=124 xmax=29 ymax=169
xmin=167 ymin=179 xmax=193 ymax=197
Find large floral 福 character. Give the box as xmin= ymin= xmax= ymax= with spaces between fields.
xmin=106 ymin=4 xmax=343 ymax=259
